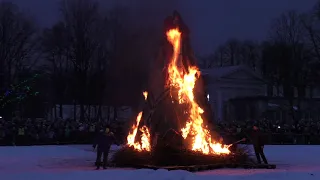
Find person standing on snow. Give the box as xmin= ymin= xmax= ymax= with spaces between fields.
xmin=93 ymin=127 xmax=118 ymax=169
xmin=250 ymin=125 xmax=268 ymax=164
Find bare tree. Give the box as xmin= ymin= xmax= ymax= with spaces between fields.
xmin=206 ymin=39 xmax=260 ymax=69
xmin=223 ymin=39 xmax=241 ymax=65
xmin=270 ymin=11 xmax=306 ymax=46
xmin=267 ymin=10 xmax=311 ymax=122
xmin=269 ymin=11 xmax=308 ymax=90
xmin=58 ymin=0 xmax=108 ymax=121
xmin=301 ymin=13 xmax=320 ymax=62
xmin=238 ymin=40 xmax=260 ymax=70
xmin=41 ymin=22 xmax=71 ymax=119
xmin=210 ymin=45 xmax=227 ymax=67
xmin=203 ymin=39 xmax=239 ymax=68
xmin=300 ymin=2 xmax=320 ymax=91
xmin=0 ymin=2 xmax=38 ymax=116
xmin=0 ymin=2 xmax=38 ymax=87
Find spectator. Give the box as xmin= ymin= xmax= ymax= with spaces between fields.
xmin=0 ymin=115 xmax=319 ymax=146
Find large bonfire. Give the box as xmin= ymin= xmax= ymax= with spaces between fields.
xmin=125 ymin=27 xmax=230 ymax=155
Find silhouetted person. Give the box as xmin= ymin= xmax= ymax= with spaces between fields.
xmin=251 ymin=126 xmax=268 ymax=164
xmin=93 ymin=127 xmax=117 ymax=169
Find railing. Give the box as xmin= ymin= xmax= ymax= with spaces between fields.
xmin=0 ymin=132 xmax=319 ymax=146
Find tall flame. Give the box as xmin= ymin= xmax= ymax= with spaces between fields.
xmin=166 ymin=28 xmax=230 ymax=155
xmin=125 ymin=28 xmax=230 ymax=155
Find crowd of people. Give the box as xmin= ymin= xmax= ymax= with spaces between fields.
xmin=217 ymin=119 xmax=320 ymax=145
xmin=0 ymin=117 xmax=126 ymax=146
xmin=0 ymin=116 xmax=319 ymax=146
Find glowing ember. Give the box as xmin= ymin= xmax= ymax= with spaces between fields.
xmin=166 ymin=28 xmax=230 ymax=155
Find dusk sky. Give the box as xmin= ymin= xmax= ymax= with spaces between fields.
xmin=9 ymin=0 xmax=319 ymax=55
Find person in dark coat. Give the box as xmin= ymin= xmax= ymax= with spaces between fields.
xmin=251 ymin=126 xmax=268 ymax=164
xmin=93 ymin=127 xmax=117 ymax=169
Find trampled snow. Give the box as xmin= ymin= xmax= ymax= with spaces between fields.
xmin=0 ymin=144 xmax=319 ymax=180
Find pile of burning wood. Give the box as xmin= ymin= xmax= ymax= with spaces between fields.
xmin=111 ymin=136 xmax=252 ymax=167
xmin=111 ymin=11 xmax=252 ymax=168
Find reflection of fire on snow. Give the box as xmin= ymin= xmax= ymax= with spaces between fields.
xmin=126 ymin=28 xmax=230 ymax=155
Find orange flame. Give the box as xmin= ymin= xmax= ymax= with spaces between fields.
xmin=125 ymin=28 xmax=230 ymax=155
xmin=126 ymin=92 xmax=151 ymax=151
xmin=143 ymin=91 xmax=148 ymax=100
xmin=166 ymin=28 xmax=230 ymax=155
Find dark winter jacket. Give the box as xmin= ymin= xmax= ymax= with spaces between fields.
xmin=93 ymin=132 xmax=116 ymax=151
xmin=251 ymin=130 xmax=265 ymax=147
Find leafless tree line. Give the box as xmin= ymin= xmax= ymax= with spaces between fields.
xmin=202 ymin=3 xmax=320 ymax=97
xmin=0 ymin=0 xmax=176 ymax=121
xmin=0 ymin=2 xmax=40 ymax=118
xmin=199 ymin=1 xmax=320 ymax=122
xmin=2 ymin=0 xmax=320 ymax=122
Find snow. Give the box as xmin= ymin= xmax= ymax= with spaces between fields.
xmin=0 ymin=144 xmax=319 ymax=180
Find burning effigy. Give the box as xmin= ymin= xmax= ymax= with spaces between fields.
xmin=111 ymin=11 xmax=256 ymax=170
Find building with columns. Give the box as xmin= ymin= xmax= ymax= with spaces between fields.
xmin=201 ymin=65 xmax=266 ymax=122
xmin=201 ymin=65 xmax=320 ymax=122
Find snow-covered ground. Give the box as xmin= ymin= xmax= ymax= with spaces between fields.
xmin=0 ymin=144 xmax=319 ymax=180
